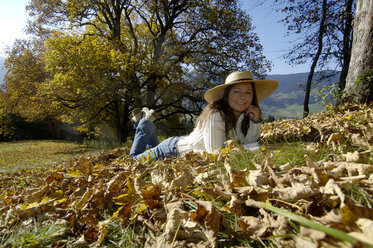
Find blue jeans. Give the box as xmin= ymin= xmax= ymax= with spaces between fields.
xmin=130 ymin=119 xmax=179 ymax=160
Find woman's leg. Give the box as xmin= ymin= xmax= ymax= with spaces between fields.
xmin=148 ymin=134 xmax=159 ymax=149
xmin=130 ymin=119 xmax=159 ymax=157
xmin=133 ymin=136 xmax=180 ymax=160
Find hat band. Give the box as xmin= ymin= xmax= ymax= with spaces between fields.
xmin=229 ymin=78 xmax=254 ymax=83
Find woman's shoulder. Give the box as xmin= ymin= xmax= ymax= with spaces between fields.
xmin=209 ymin=110 xmax=224 ymax=121
xmin=198 ymin=110 xmax=224 ymax=129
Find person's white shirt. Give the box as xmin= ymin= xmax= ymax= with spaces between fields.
xmin=177 ymin=111 xmax=261 ymax=156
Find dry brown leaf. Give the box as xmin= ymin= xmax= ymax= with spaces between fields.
xmin=264 ymin=154 xmax=284 ymax=188
xmin=295 ymin=237 xmax=318 ymax=248
xmin=246 ymin=169 xmax=269 ymax=188
xmin=218 ymin=169 xmax=232 ymax=192
xmin=295 ymin=226 xmax=326 ymax=248
xmin=190 ymin=201 xmax=225 ymax=247
xmin=169 ymin=172 xmax=194 ymax=191
xmin=71 ymin=189 xmax=93 ymax=210
xmin=351 ymin=133 xmax=371 ymax=147
xmin=345 ymin=197 xmax=373 ymax=220
xmin=342 ymin=151 xmax=369 ymax=163
xmin=202 ymin=186 xmax=231 ymax=201
xmin=273 ymin=182 xmax=319 ymax=201
xmin=164 ymin=207 xmax=184 ymax=243
xmin=223 ymin=195 xmax=243 ymax=215
xmin=27 ymin=184 xmax=51 ymax=203
xmin=194 ymin=172 xmax=212 ymax=185
xmin=325 ymin=161 xmax=373 ymax=177
xmin=356 ymin=218 xmax=373 ymax=239
xmin=320 ymin=179 xmax=346 ymax=208
xmin=150 ymin=167 xmax=170 ymax=187
xmin=239 ymin=216 xmax=267 ymax=238
xmin=315 ymin=209 xmax=348 ymax=231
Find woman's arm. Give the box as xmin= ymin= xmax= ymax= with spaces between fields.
xmin=236 ymin=114 xmax=262 ymax=144
xmin=245 ymin=105 xmax=261 ymax=122
xmin=202 ymin=112 xmax=226 ymax=153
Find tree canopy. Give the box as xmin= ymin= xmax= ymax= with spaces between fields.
xmin=2 ymin=0 xmax=271 ymax=141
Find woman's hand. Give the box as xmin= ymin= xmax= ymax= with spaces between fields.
xmin=245 ymin=105 xmax=261 ymax=122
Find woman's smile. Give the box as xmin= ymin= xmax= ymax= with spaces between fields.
xmin=228 ymin=83 xmax=253 ymax=117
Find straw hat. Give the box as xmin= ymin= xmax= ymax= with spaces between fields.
xmin=204 ymin=70 xmax=279 ymax=103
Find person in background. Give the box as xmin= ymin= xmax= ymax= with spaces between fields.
xmin=129 ymin=70 xmax=279 ymax=160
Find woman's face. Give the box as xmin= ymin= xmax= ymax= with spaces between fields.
xmin=228 ymin=82 xmax=253 ymax=117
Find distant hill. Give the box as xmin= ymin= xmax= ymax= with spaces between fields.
xmin=0 ymin=56 xmax=5 ymax=84
xmin=260 ymin=71 xmax=340 ymax=118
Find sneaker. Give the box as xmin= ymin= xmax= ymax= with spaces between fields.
xmin=142 ymin=107 xmax=159 ymax=122
xmin=131 ymin=108 xmax=142 ymax=123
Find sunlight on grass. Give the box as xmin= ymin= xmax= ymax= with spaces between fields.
xmin=0 ymin=140 xmax=108 ymax=173
xmin=229 ymin=141 xmax=332 ymax=171
xmin=0 ymin=220 xmax=67 ymax=247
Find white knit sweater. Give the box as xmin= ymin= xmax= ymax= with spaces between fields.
xmin=177 ymin=112 xmax=262 ymax=156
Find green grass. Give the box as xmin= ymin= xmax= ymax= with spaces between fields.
xmin=1 ymin=139 xmax=330 ymax=174
xmin=0 ymin=140 xmax=109 ymax=173
xmin=262 ymin=103 xmax=324 ymax=119
xmin=0 ymin=217 xmax=145 ymax=247
xmin=0 ymin=219 xmax=68 ymax=247
xmin=104 ymin=220 xmax=145 ymax=247
xmin=229 ymin=140 xmax=332 ymax=171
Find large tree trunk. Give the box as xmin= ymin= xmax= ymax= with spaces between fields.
xmin=344 ymin=0 xmax=373 ymax=104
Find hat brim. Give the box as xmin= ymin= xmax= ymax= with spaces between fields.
xmin=204 ymin=79 xmax=279 ymax=103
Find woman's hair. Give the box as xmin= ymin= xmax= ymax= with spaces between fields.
xmin=196 ymin=82 xmax=260 ymax=137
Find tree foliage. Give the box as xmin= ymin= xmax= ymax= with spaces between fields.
xmin=4 ymin=39 xmax=52 ymax=121
xmin=3 ymin=0 xmax=271 ymax=141
xmin=279 ymin=0 xmax=353 ymax=70
xmin=2 ymin=38 xmax=66 ymax=139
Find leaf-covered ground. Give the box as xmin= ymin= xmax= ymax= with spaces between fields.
xmin=1 ymin=104 xmax=372 ymax=247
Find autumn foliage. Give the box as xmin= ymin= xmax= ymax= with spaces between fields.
xmin=0 ymin=104 xmax=372 ymax=247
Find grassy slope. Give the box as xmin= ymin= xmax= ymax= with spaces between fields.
xmin=0 ymin=140 xmax=106 ymax=173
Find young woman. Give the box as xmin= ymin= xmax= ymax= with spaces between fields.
xmin=129 ymin=70 xmax=278 ymax=160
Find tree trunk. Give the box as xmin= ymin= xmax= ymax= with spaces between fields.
xmin=304 ymin=0 xmax=327 ymax=118
xmin=0 ymin=120 xmax=4 ymax=141
xmin=120 ymin=103 xmax=130 ymax=143
xmin=48 ymin=119 xmax=61 ymax=139
xmin=344 ymin=0 xmax=373 ymax=104
xmin=338 ymin=0 xmax=354 ymax=92
xmin=113 ymin=101 xmax=130 ymax=143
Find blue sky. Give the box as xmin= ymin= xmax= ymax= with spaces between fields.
xmin=242 ymin=0 xmax=311 ymax=75
xmin=0 ymin=0 xmax=311 ymax=75
xmin=0 ymin=0 xmax=30 ymax=56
